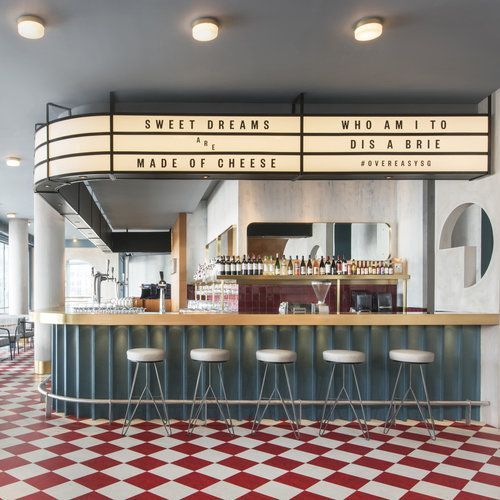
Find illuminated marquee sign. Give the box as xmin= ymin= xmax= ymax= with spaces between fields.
xmin=33 ymin=113 xmax=489 ymax=184
xmin=303 ymin=116 xmax=489 ymax=173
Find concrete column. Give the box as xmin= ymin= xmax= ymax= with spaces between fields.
xmin=8 ymin=218 xmax=29 ymax=315
xmin=34 ymin=194 xmax=65 ymax=374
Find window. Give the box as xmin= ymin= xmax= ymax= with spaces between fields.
xmin=65 ymin=259 xmax=92 ymax=305
xmin=0 ymin=242 xmax=8 ymax=313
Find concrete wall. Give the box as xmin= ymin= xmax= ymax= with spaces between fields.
xmin=435 ymin=96 xmax=499 ymax=313
xmin=396 ymin=180 xmax=425 ymax=309
xmin=206 ymin=180 xmax=238 ymax=247
xmin=187 ymin=200 xmax=207 ymax=282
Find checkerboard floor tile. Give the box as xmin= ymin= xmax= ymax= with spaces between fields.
xmin=0 ymin=348 xmax=499 ymax=499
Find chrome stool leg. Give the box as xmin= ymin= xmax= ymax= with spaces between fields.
xmin=122 ymin=361 xmax=171 ymax=437
xmin=252 ymin=362 xmax=300 ymax=439
xmin=188 ymin=361 xmax=234 ymax=435
xmin=384 ymin=361 xmax=436 ymax=440
xmin=319 ymin=362 xmax=369 ymax=440
xmin=384 ymin=362 xmax=404 ymax=435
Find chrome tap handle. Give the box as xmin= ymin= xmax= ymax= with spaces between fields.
xmin=91 ymin=266 xmax=95 ymax=277
xmin=111 ymin=266 xmax=115 ymax=279
xmin=106 ymin=260 xmax=110 ymax=276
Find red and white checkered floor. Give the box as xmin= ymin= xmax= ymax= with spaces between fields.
xmin=0 ymin=349 xmax=499 ymax=499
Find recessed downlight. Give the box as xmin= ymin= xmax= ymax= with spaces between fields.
xmin=354 ymin=17 xmax=383 ymax=42
xmin=192 ymin=17 xmax=219 ymax=42
xmin=6 ymin=213 xmax=16 ymax=219
xmin=17 ymin=15 xmax=45 ymax=39
xmin=6 ymin=156 xmax=21 ymax=167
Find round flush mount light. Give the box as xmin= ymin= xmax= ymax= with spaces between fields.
xmin=6 ymin=156 xmax=21 ymax=167
xmin=354 ymin=17 xmax=383 ymax=42
xmin=192 ymin=17 xmax=219 ymax=42
xmin=6 ymin=212 xmax=16 ymax=219
xmin=17 ymin=15 xmax=45 ymax=39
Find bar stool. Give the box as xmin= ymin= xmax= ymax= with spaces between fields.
xmin=122 ymin=348 xmax=171 ymax=436
xmin=188 ymin=348 xmax=234 ymax=435
xmin=319 ymin=350 xmax=369 ymax=439
xmin=384 ymin=349 xmax=436 ymax=440
xmin=252 ymin=349 xmax=300 ymax=438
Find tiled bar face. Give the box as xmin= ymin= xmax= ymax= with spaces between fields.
xmin=237 ymin=284 xmax=397 ymax=313
xmin=52 ymin=323 xmax=480 ymax=422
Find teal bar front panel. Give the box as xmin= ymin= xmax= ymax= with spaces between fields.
xmin=51 ymin=324 xmax=480 ymax=421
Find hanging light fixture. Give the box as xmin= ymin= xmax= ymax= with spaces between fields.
xmin=354 ymin=17 xmax=383 ymax=42
xmin=17 ymin=15 xmax=46 ymax=39
xmin=5 ymin=156 xmax=21 ymax=167
xmin=192 ymin=17 xmax=219 ymax=42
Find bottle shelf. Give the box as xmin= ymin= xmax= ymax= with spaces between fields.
xmin=210 ymin=274 xmax=409 ymax=285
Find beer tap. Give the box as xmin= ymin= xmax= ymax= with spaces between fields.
xmin=91 ymin=260 xmax=115 ymax=305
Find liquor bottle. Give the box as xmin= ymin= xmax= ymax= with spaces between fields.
xmin=224 ymin=256 xmax=230 ymax=275
xmin=307 ymin=255 xmax=313 ymax=275
xmin=248 ymin=255 xmax=254 ymax=276
xmin=313 ymin=257 xmax=319 ymax=275
xmin=257 ymin=255 xmax=263 ymax=275
xmin=274 ymin=253 xmax=281 ymax=276
xmin=351 ymin=259 xmax=357 ymax=276
xmin=236 ymin=256 xmax=242 ymax=275
xmin=242 ymin=255 xmax=247 ymax=275
xmin=325 ymin=256 xmax=331 ymax=274
xmin=280 ymin=255 xmax=287 ymax=276
xmin=294 ymin=255 xmax=300 ymax=276
xmin=347 ymin=259 xmax=352 ymax=275
xmin=341 ymin=256 xmax=348 ymax=275
xmin=336 ymin=255 xmax=341 ymax=274
xmin=219 ymin=255 xmax=225 ymax=276
xmin=287 ymin=256 xmax=293 ymax=275
xmin=319 ymin=256 xmax=326 ymax=275
xmin=389 ymin=261 xmax=394 ymax=275
xmin=332 ymin=259 xmax=338 ymax=275
xmin=230 ymin=256 xmax=236 ymax=275
xmin=300 ymin=255 xmax=306 ymax=275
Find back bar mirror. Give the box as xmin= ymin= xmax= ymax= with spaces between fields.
xmin=247 ymin=222 xmax=391 ymax=260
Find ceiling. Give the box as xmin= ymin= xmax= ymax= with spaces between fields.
xmin=89 ymin=179 xmax=212 ymax=230
xmin=1 ymin=0 xmax=500 ymax=233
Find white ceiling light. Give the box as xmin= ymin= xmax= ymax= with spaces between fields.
xmin=5 ymin=156 xmax=21 ymax=167
xmin=6 ymin=213 xmax=16 ymax=219
xmin=354 ymin=17 xmax=383 ymax=42
xmin=17 ymin=15 xmax=45 ymax=40
xmin=192 ymin=17 xmax=219 ymax=42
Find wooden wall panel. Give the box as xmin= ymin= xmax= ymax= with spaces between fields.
xmin=171 ymin=213 xmax=187 ymax=311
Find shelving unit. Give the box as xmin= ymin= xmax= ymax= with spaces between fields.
xmin=195 ymin=274 xmax=410 ymax=313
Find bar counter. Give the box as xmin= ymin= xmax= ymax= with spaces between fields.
xmin=33 ymin=310 xmax=499 ymax=422
xmin=33 ymin=310 xmax=500 ymax=326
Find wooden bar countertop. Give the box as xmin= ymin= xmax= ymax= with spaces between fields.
xmin=31 ymin=310 xmax=500 ymax=327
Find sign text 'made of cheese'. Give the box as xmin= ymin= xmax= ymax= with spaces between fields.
xmin=33 ymin=113 xmax=489 ymax=182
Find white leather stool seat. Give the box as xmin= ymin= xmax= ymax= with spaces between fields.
xmin=191 ymin=348 xmax=230 ymax=363
xmin=390 ymin=349 xmax=434 ymax=364
xmin=323 ymin=350 xmax=365 ymax=364
xmin=127 ymin=348 xmax=165 ymax=363
xmin=256 ymin=349 xmax=297 ymax=364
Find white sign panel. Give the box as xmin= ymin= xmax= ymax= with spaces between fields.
xmin=114 ymin=115 xmax=300 ymax=134
xmin=303 ymin=115 xmax=488 ymax=174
